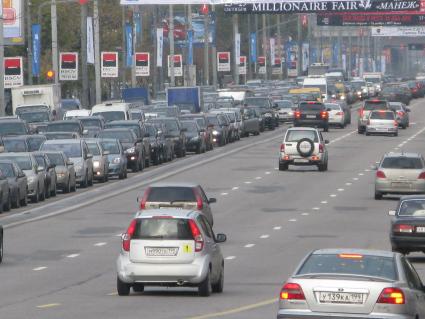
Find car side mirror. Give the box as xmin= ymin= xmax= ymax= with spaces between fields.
xmin=103 ymin=150 xmax=110 ymax=156
xmin=83 ymin=129 xmax=89 ymax=135
xmin=66 ymin=160 xmax=74 ymax=166
xmin=86 ymin=153 xmax=93 ymax=159
xmin=49 ymin=164 xmax=56 ymax=169
xmin=208 ymin=197 xmax=217 ymax=204
xmin=18 ymin=172 xmax=26 ymax=178
xmin=406 ymin=108 xmax=411 ymax=112
xmin=215 ymin=233 xmax=227 ymax=243
xmin=37 ymin=166 xmax=44 ymax=173
xmin=324 ymin=140 xmax=329 ymax=144
xmin=388 ymin=210 xmax=396 ymax=216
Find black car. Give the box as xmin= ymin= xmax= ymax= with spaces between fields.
xmin=380 ymin=85 xmax=411 ymax=105
xmin=205 ymin=114 xmax=228 ymax=146
xmin=0 ymin=225 xmax=3 ymax=263
xmin=180 ymin=114 xmax=213 ymax=151
xmin=16 ymin=106 xmax=52 ymax=132
xmin=244 ymin=97 xmax=278 ymax=130
xmin=47 ymin=120 xmax=86 ymax=136
xmin=390 ymin=195 xmax=425 ymax=255
xmin=0 ymin=160 xmax=28 ymax=208
xmin=32 ymin=152 xmax=57 ymax=198
xmin=148 ymin=118 xmax=186 ymax=158
xmin=0 ymin=118 xmax=30 ymax=137
xmin=1 ymin=136 xmax=30 ymax=152
xmin=294 ymin=101 xmax=329 ymax=132
xmin=144 ymin=123 xmax=162 ymax=165
xmin=180 ymin=120 xmax=206 ymax=154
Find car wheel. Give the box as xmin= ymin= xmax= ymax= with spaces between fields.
xmin=132 ymin=284 xmax=145 ymax=293
xmin=0 ymin=230 xmax=3 ymax=264
xmin=279 ymin=163 xmax=288 ymax=171
xmin=254 ymin=131 xmax=260 ymax=136
xmin=21 ymin=190 xmax=28 ymax=206
xmin=88 ymin=173 xmax=93 ymax=186
xmin=51 ymin=183 xmax=57 ymax=197
xmin=3 ymin=193 xmax=10 ymax=212
xmin=64 ymin=180 xmax=71 ymax=193
xmin=198 ymin=270 xmax=212 ymax=297
xmin=39 ymin=186 xmax=45 ymax=201
xmin=196 ymin=144 xmax=201 ymax=154
xmin=45 ymin=183 xmax=50 ymax=199
xmin=394 ymin=132 xmax=398 ymax=137
xmin=374 ymin=191 xmax=383 ymax=200
xmin=212 ymin=265 xmax=224 ymax=293
xmin=153 ymin=151 xmax=160 ymax=166
xmin=12 ymin=193 xmax=20 ymax=209
xmin=32 ymin=187 xmax=39 ymax=203
xmin=71 ymin=178 xmax=77 ymax=192
xmin=117 ymin=277 xmax=131 ymax=296
xmin=318 ymin=162 xmax=328 ymax=172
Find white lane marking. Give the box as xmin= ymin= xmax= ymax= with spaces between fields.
xmin=273 ymin=226 xmax=282 ymax=230
xmin=364 ymin=169 xmax=371 ymax=172
xmin=398 ymin=144 xmax=404 ymax=147
xmin=115 ymin=234 xmax=122 ymax=237
xmin=338 ymin=188 xmax=344 ymax=192
xmin=312 ymin=207 xmax=320 ymax=210
xmin=66 ymin=254 xmax=80 ymax=258
xmin=353 ymin=178 xmax=359 ymax=181
xmin=321 ymin=201 xmax=328 ymax=204
xmin=231 ymin=187 xmax=239 ymax=190
xmin=260 ymin=234 xmax=270 ymax=239
xmin=244 ymin=244 xmax=255 ymax=248
xmin=358 ymin=173 xmax=364 ymax=176
xmin=33 ymin=267 xmax=47 ymax=271
xmin=255 ymin=177 xmax=262 ymax=180
xmin=330 ymin=194 xmax=337 ymax=198
xmin=244 ymin=181 xmax=252 ymax=184
xmin=220 ymin=192 xmax=228 ymax=196
xmin=289 ymin=219 xmax=297 ymax=222
xmin=302 ymin=213 xmax=310 ymax=216
xmin=265 ymin=172 xmax=271 ymax=175
xmin=394 ymin=147 xmax=399 ymax=150
xmin=225 ymin=256 xmax=236 ymax=260
xmin=94 ymin=242 xmax=107 ymax=247
xmin=345 ymin=183 xmax=352 ymax=186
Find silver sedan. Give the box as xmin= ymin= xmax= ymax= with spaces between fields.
xmin=277 ymin=248 xmax=425 ymax=319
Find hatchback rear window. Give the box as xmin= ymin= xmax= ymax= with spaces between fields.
xmin=381 ymin=157 xmax=423 ymax=169
xmin=364 ymin=101 xmax=387 ymax=110
xmin=370 ymin=112 xmax=394 ymax=120
xmin=147 ymin=187 xmax=196 ymax=202
xmin=299 ymin=102 xmax=324 ymax=111
xmin=297 ymin=254 xmax=397 ymax=281
xmin=133 ymin=218 xmax=193 ymax=240
xmin=285 ymin=130 xmax=319 ymax=143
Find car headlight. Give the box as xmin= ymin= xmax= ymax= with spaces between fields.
xmin=264 ymin=113 xmax=272 ymax=117
xmin=288 ymin=111 xmax=294 ymax=116
xmin=362 ymin=88 xmax=368 ymax=93
xmin=125 ymin=147 xmax=135 ymax=154
xmin=75 ymin=164 xmax=83 ymax=172
xmin=112 ymin=157 xmax=121 ymax=164
xmin=331 ymin=94 xmax=336 ymax=98
xmin=212 ymin=130 xmax=219 ymax=136
xmin=357 ymin=91 xmax=362 ymax=95
xmin=27 ymin=176 xmax=36 ymax=183
xmin=93 ymin=161 xmax=100 ymax=168
xmin=57 ymin=173 xmax=65 ymax=178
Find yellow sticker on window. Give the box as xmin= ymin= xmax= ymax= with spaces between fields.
xmin=183 ymin=244 xmax=192 ymax=253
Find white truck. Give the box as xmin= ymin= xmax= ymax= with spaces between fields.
xmin=11 ymin=84 xmax=61 ymax=118
xmin=363 ymin=72 xmax=383 ymax=93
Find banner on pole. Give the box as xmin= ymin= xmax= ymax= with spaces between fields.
xmin=125 ymin=23 xmax=133 ymax=67
xmin=4 ymin=57 xmax=23 ymax=88
xmin=157 ymin=28 xmax=164 ymax=67
xmin=188 ymin=30 xmax=194 ymax=65
xmin=136 ymin=53 xmax=150 ymax=77
xmin=235 ymin=33 xmax=241 ymax=66
xmin=217 ymin=52 xmax=231 ymax=72
xmin=168 ymin=55 xmax=183 ymax=77
xmin=101 ymin=52 xmax=119 ymax=78
xmin=302 ymin=43 xmax=309 ymax=72
xmin=239 ymin=56 xmax=247 ymax=75
xmin=87 ymin=17 xmax=95 ymax=64
xmin=60 ymin=52 xmax=79 ymax=81
xmin=31 ymin=24 xmax=41 ymax=77
xmin=250 ymin=32 xmax=257 ymax=63
xmin=270 ymin=38 xmax=276 ymax=65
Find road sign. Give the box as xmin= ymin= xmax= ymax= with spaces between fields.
xmin=101 ymin=52 xmax=119 ymax=78
xmin=60 ymin=52 xmax=78 ymax=81
xmin=167 ymin=55 xmax=183 ymax=77
xmin=135 ymin=52 xmax=150 ymax=77
xmin=217 ymin=52 xmax=231 ymax=72
xmin=4 ymin=57 xmax=23 ymax=88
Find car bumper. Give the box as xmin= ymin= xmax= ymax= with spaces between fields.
xmin=56 ymin=175 xmax=68 ymax=187
xmin=277 ymin=309 xmax=412 ymax=319
xmin=108 ymin=164 xmax=123 ymax=176
xmin=116 ymin=254 xmax=209 ymax=285
xmin=328 ymin=117 xmax=344 ymax=125
xmin=391 ymin=235 xmax=425 ymax=251
xmin=366 ymin=126 xmax=397 ymax=134
xmin=279 ymin=153 xmax=325 ymax=166
xmin=27 ymin=181 xmax=37 ymax=196
xmin=375 ymin=180 xmax=425 ymax=194
xmin=279 ymin=115 xmax=294 ymax=122
xmin=93 ymin=165 xmax=107 ymax=179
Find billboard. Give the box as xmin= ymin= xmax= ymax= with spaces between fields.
xmin=60 ymin=52 xmax=78 ymax=81
xmin=372 ymin=26 xmax=425 ymax=36
xmin=101 ymin=52 xmax=119 ymax=78
xmin=168 ymin=54 xmax=183 ymax=77
xmin=136 ymin=53 xmax=150 ymax=77
xmin=4 ymin=57 xmax=23 ymax=88
xmin=317 ymin=13 xmax=425 ymax=26
xmin=272 ymin=58 xmax=282 ymax=75
xmin=258 ymin=56 xmax=266 ymax=74
xmin=286 ymin=41 xmax=299 ymax=77
xmin=3 ymin=0 xmax=25 ymax=45
xmin=239 ymin=56 xmax=247 ymax=75
xmin=217 ymin=52 xmax=231 ymax=72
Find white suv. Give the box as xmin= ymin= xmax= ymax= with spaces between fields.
xmin=116 ymin=208 xmax=227 ymax=297
xmin=279 ymin=127 xmax=329 ymax=171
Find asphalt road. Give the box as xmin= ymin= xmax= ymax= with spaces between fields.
xmin=1 ymin=99 xmax=425 ymax=319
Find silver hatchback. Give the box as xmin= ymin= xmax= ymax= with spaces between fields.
xmin=116 ymin=209 xmax=226 ymax=296
xmin=366 ymin=110 xmax=398 ymax=136
xmin=277 ymin=248 xmax=425 ymax=319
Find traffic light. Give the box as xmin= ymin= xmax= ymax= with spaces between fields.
xmin=200 ymin=4 xmax=209 ymax=15
xmin=46 ymin=70 xmax=54 ymax=81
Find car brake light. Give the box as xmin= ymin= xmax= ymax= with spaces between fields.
xmin=320 ymin=111 xmax=328 ymax=119
xmin=338 ymin=253 xmax=363 ymax=259
xmin=122 ymin=219 xmax=137 ymax=252
xmin=139 ymin=187 xmax=151 ymax=209
xmin=359 ymin=108 xmax=364 ymax=117
xmin=377 ymin=288 xmax=405 ymax=304
xmin=280 ymin=143 xmax=285 ymax=152
xmin=376 ymin=170 xmax=386 ymax=179
xmin=397 ymin=111 xmax=404 ymax=117
xmin=194 ymin=188 xmax=203 ymax=210
xmin=280 ymin=283 xmax=305 ymax=300
xmin=319 ymin=144 xmax=324 ymax=153
xmin=418 ymin=172 xmax=425 ymax=179
xmin=393 ymin=224 xmax=414 ymax=233
xmin=294 ymin=111 xmax=301 ymax=119
xmin=188 ymin=219 xmax=204 ymax=252
xmin=336 ymin=111 xmax=344 ymax=116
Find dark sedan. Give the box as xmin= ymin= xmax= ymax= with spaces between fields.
xmin=0 ymin=160 xmax=28 ymax=208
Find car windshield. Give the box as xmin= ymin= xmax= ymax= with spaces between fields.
xmin=80 ymin=119 xmax=101 ymax=128
xmin=299 ymin=102 xmax=324 ymax=111
xmin=364 ymin=101 xmax=387 ymax=110
xmin=194 ymin=118 xmax=206 ymax=128
xmin=34 ymin=156 xmax=45 ymax=168
xmin=297 ymin=253 xmax=397 ymax=281
xmin=99 ymin=141 xmax=120 ymax=154
xmin=276 ymin=101 xmax=293 ymax=108
xmin=98 ymin=130 xmax=134 ymax=143
xmin=41 ymin=143 xmax=82 ymax=158
xmin=87 ymin=143 xmax=101 ymax=156
xmin=27 ymin=136 xmax=46 ymax=152
xmin=0 ymin=123 xmax=26 ymax=135
xmin=0 ymin=163 xmax=15 ymax=177
xmin=162 ymin=120 xmax=179 ymax=133
xmin=181 ymin=122 xmax=198 ymax=133
xmin=399 ymin=199 xmax=425 ymax=216
xmin=370 ymin=112 xmax=394 ymax=120
xmin=92 ymin=111 xmax=125 ymax=122
xmin=325 ymin=104 xmax=341 ymax=111
xmin=0 ymin=156 xmax=32 ymax=170
xmin=147 ymin=187 xmax=196 ymax=202
xmin=3 ymin=139 xmax=27 ymax=152
xmin=61 ymin=100 xmax=79 ymax=110
xmin=46 ymin=153 xmax=65 ymax=166
xmin=206 ymin=117 xmax=219 ymax=126
xmin=18 ymin=112 xmax=49 ymax=123
xmin=389 ymin=104 xmax=403 ymax=111
xmin=381 ymin=157 xmax=423 ymax=169
xmin=285 ymin=130 xmax=319 ymax=142
xmin=244 ymin=98 xmax=269 ymax=108
xmin=224 ymin=113 xmax=236 ymax=122
xmin=133 ymin=218 xmax=193 ymax=240
xmin=47 ymin=123 xmax=80 ymax=133
xmin=107 ymin=124 xmax=140 ymax=137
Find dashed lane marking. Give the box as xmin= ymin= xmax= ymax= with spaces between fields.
xmin=244 ymin=244 xmax=255 ymax=248
xmin=33 ymin=267 xmax=47 ymax=271
xmin=265 ymin=172 xmax=271 ymax=175
xmin=255 ymin=177 xmax=262 ymax=180
xmin=330 ymin=194 xmax=337 ymax=198
xmin=231 ymin=186 xmax=239 ymax=190
xmin=312 ymin=207 xmax=320 ymax=210
xmin=36 ymin=303 xmax=61 ymax=309
xmin=94 ymin=242 xmax=107 ymax=247
xmin=289 ymin=219 xmax=297 ymax=222
xmin=321 ymin=201 xmax=328 ymax=204
xmin=345 ymin=183 xmax=352 ymax=186
xmin=302 ymin=213 xmax=310 ymax=216
xmin=273 ymin=226 xmax=282 ymax=230
xmin=225 ymin=256 xmax=236 ymax=260
xmin=338 ymin=188 xmax=344 ymax=192
xmin=259 ymin=234 xmax=270 ymax=239
xmin=244 ymin=181 xmax=252 ymax=184
xmin=66 ymin=254 xmax=80 ymax=258
xmin=220 ymin=192 xmax=228 ymax=196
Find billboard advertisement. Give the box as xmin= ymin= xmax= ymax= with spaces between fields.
xmin=217 ymin=52 xmax=231 ymax=72
xmin=135 ymin=53 xmax=150 ymax=77
xmin=101 ymin=52 xmax=119 ymax=78
xmin=3 ymin=0 xmax=25 ymax=45
xmin=59 ymin=52 xmax=79 ymax=81
xmin=4 ymin=57 xmax=23 ymax=88
xmin=168 ymin=54 xmax=183 ymax=77
xmin=272 ymin=58 xmax=282 ymax=75
xmin=258 ymin=56 xmax=266 ymax=74
xmin=371 ymin=26 xmax=425 ymax=36
xmin=239 ymin=56 xmax=247 ymax=75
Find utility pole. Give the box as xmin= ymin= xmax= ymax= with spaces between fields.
xmin=232 ymin=14 xmax=239 ymax=85
xmin=152 ymin=6 xmax=158 ymax=97
xmin=247 ymin=14 xmax=252 ymax=80
xmin=121 ymin=6 xmax=127 ymax=88
xmin=94 ymin=0 xmax=101 ymax=104
xmin=0 ymin=4 xmax=4 ymax=116
xmin=81 ymin=2 xmax=89 ymax=107
xmin=211 ymin=5 xmax=217 ymax=88
xmin=297 ymin=14 xmax=302 ymax=76
xmin=337 ymin=29 xmax=342 ymax=68
xmin=51 ymin=0 xmax=59 ymax=85
xmin=169 ymin=4 xmax=175 ymax=87
xmin=262 ymin=14 xmax=267 ymax=80
xmin=203 ymin=8 xmax=209 ymax=85
xmin=348 ymin=35 xmax=352 ymax=78
xmin=26 ymin=1 xmax=33 ymax=85
xmin=187 ymin=4 xmax=193 ymax=86
xmin=131 ymin=6 xmax=137 ymax=87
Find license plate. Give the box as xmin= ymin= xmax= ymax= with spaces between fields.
xmin=294 ymin=159 xmax=309 ymax=163
xmin=145 ymin=247 xmax=178 ymax=257
xmin=391 ymin=182 xmax=411 ymax=188
xmin=417 ymin=227 xmax=425 ymax=233
xmin=306 ymin=115 xmax=316 ymax=119
xmin=318 ymin=292 xmax=364 ymax=304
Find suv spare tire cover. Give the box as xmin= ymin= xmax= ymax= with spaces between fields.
xmin=297 ymin=138 xmax=315 ymax=158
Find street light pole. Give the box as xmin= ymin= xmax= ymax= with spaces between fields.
xmin=51 ymin=0 xmax=59 ymax=85
xmin=81 ymin=2 xmax=89 ymax=107
xmin=26 ymin=1 xmax=33 ymax=85
xmin=203 ymin=9 xmax=209 ymax=85
xmin=94 ymin=0 xmax=101 ymax=103
xmin=0 ymin=4 xmax=4 ymax=116
xmin=169 ymin=4 xmax=175 ymax=87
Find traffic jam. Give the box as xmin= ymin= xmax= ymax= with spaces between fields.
xmin=2 ymin=0 xmax=425 ymax=318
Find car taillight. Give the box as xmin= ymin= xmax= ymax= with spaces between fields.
xmin=397 ymin=111 xmax=404 ymax=117
xmin=280 ymin=283 xmax=305 ymax=300
xmin=319 ymin=144 xmax=324 ymax=153
xmin=359 ymin=108 xmax=364 ymax=117
xmin=419 ymin=172 xmax=425 ymax=179
xmin=194 ymin=188 xmax=203 ymax=210
xmin=320 ymin=111 xmax=328 ymax=119
xmin=393 ymin=224 xmax=414 ymax=233
xmin=139 ymin=187 xmax=151 ymax=209
xmin=280 ymin=143 xmax=285 ymax=152
xmin=377 ymin=288 xmax=405 ymax=304
xmin=376 ymin=170 xmax=386 ymax=179
xmin=122 ymin=219 xmax=137 ymax=252
xmin=188 ymin=219 xmax=204 ymax=252
xmin=394 ymin=121 xmax=398 ymax=127
xmin=294 ymin=111 xmax=301 ymax=119
xmin=336 ymin=111 xmax=344 ymax=116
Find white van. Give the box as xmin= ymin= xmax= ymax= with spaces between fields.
xmin=91 ymin=102 xmax=130 ymax=122
xmin=303 ymin=77 xmax=329 ymax=102
xmin=63 ymin=109 xmax=91 ymax=120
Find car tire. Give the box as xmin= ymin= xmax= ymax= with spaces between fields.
xmin=117 ymin=277 xmax=131 ymax=296
xmin=45 ymin=183 xmax=50 ymax=199
xmin=81 ymin=172 xmax=88 ymax=188
xmin=318 ymin=162 xmax=328 ymax=172
xmin=3 ymin=193 xmax=10 ymax=212
xmin=212 ymin=265 xmax=224 ymax=293
xmin=196 ymin=144 xmax=202 ymax=154
xmin=132 ymin=160 xmax=140 ymax=173
xmin=64 ymin=180 xmax=71 ymax=193
xmin=374 ymin=191 xmax=383 ymax=200
xmin=21 ymin=190 xmax=28 ymax=207
xmin=198 ymin=271 xmax=212 ymax=297
xmin=32 ymin=187 xmax=39 ymax=203
xmin=394 ymin=132 xmax=398 ymax=137
xmin=39 ymin=185 xmax=45 ymax=201
xmin=12 ymin=193 xmax=20 ymax=209
xmin=71 ymin=178 xmax=77 ymax=192
xmin=254 ymin=131 xmax=260 ymax=136
xmin=51 ymin=183 xmax=57 ymax=197
xmin=0 ymin=229 xmax=3 ymax=264
xmin=153 ymin=151 xmax=160 ymax=166
xmin=279 ymin=163 xmax=288 ymax=171
xmin=88 ymin=173 xmax=93 ymax=186
xmin=132 ymin=284 xmax=145 ymax=293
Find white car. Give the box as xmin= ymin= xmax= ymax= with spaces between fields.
xmin=116 ymin=209 xmax=227 ymax=296
xmin=325 ymin=103 xmax=345 ymax=128
xmin=366 ymin=110 xmax=398 ymax=136
xmin=279 ymin=127 xmax=329 ymax=171
xmin=63 ymin=109 xmax=91 ymax=120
